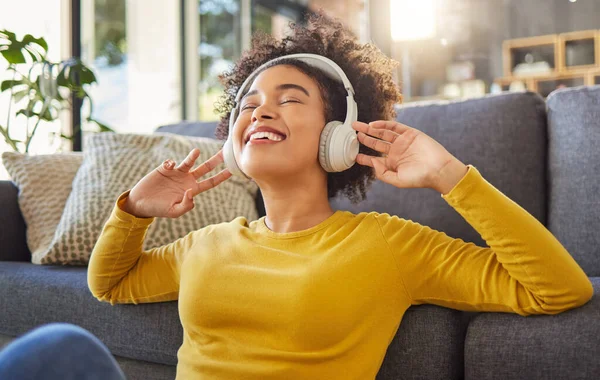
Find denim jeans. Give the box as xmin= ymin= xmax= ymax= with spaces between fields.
xmin=0 ymin=323 xmax=126 ymax=380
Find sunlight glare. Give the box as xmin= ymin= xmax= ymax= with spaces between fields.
xmin=390 ymin=0 xmax=436 ymax=41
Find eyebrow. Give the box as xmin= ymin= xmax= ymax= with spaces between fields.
xmin=241 ymin=83 xmax=310 ymax=101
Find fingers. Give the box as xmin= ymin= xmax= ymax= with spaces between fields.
xmin=164 ymin=160 xmax=174 ymax=169
xmin=169 ymin=188 xmax=195 ymax=218
xmin=352 ymin=121 xmax=400 ymax=144
xmin=355 ymin=154 xmax=390 ymax=181
xmin=355 ymin=153 xmax=374 ymax=168
xmin=368 ymin=120 xmax=412 ymax=135
xmin=356 ymin=131 xmax=391 ymax=155
xmin=194 ymin=168 xmax=233 ymax=195
xmin=175 ymin=148 xmax=201 ymax=172
xmin=158 ymin=158 xmax=176 ymax=174
xmin=189 ymin=150 xmax=225 ymax=180
xmin=353 ymin=120 xmax=414 ymax=155
xmin=169 ymin=168 xmax=231 ymax=218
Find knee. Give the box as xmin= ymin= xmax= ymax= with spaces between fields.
xmin=29 ymin=323 xmax=106 ymax=351
xmin=32 ymin=323 xmax=94 ymax=339
xmin=1 ymin=323 xmax=124 ymax=380
xmin=33 ymin=322 xmax=90 ymax=335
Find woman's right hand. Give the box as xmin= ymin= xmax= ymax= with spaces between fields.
xmin=121 ymin=148 xmax=233 ymax=218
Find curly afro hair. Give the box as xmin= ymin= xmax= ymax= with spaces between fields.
xmin=214 ymin=10 xmax=402 ymax=205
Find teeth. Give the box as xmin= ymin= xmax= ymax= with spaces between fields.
xmin=249 ymin=131 xmax=284 ymax=142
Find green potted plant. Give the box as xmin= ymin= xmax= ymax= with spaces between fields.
xmin=0 ymin=29 xmax=114 ymax=154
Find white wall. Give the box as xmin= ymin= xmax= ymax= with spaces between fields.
xmin=0 ymin=0 xmax=69 ymax=179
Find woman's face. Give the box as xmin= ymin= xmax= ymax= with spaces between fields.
xmin=233 ymin=64 xmax=328 ymax=181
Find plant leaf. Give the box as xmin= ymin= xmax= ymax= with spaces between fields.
xmin=1 ymin=79 xmax=27 ymax=92
xmin=87 ymin=118 xmax=115 ymax=133
xmin=22 ymin=34 xmax=48 ymax=51
xmin=0 ymin=30 xmax=48 ymax=64
xmin=12 ymin=88 xmax=30 ymax=103
xmin=56 ymin=64 xmax=69 ymax=87
xmin=1 ymin=48 xmax=26 ymax=64
xmin=16 ymin=108 xmax=33 ymax=118
xmin=0 ymin=30 xmax=16 ymax=40
xmin=16 ymin=107 xmax=54 ymax=121
xmin=78 ymin=64 xmax=96 ymax=85
xmin=59 ymin=58 xmax=98 ymax=87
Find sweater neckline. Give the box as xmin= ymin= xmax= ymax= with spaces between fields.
xmin=255 ymin=210 xmax=346 ymax=239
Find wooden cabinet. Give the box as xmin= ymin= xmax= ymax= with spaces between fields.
xmin=502 ymin=34 xmax=559 ymax=78
xmin=495 ymin=30 xmax=600 ymax=97
xmin=558 ymin=30 xmax=599 ymax=71
xmin=534 ymin=72 xmax=586 ymax=97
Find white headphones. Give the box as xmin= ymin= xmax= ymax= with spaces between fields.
xmin=222 ymin=53 xmax=359 ymax=180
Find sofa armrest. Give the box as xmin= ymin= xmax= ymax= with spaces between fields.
xmin=0 ymin=180 xmax=30 ymax=261
xmin=464 ymin=277 xmax=600 ymax=379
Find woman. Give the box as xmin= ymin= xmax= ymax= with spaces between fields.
xmin=0 ymin=11 xmax=592 ymax=380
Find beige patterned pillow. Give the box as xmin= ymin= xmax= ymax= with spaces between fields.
xmin=1 ymin=151 xmax=84 ymax=264
xmin=41 ymin=132 xmax=259 ymax=265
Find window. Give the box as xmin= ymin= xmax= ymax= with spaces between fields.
xmin=195 ymin=0 xmax=368 ymax=121
xmin=198 ymin=0 xmax=242 ymax=121
xmin=80 ymin=0 xmax=183 ymax=141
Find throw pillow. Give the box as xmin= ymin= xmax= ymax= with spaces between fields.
xmin=42 ymin=132 xmax=259 ymax=265
xmin=1 ymin=151 xmax=84 ymax=264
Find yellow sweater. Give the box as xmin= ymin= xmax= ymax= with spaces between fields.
xmin=88 ymin=164 xmax=593 ymax=379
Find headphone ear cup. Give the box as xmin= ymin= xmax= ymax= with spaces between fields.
xmin=319 ymin=120 xmax=343 ymax=172
xmin=223 ymin=137 xmax=248 ymax=179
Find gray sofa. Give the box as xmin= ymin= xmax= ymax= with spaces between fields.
xmin=1 ymin=86 xmax=599 ymax=380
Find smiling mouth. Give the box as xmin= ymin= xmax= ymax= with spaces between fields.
xmin=244 ymin=129 xmax=288 ymax=144
xmin=245 ymin=134 xmax=287 ymax=144
xmin=246 ymin=137 xmax=286 ymax=145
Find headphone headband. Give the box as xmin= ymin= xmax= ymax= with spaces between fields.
xmin=234 ymin=53 xmax=355 ymax=103
xmin=230 ymin=53 xmax=357 ymax=134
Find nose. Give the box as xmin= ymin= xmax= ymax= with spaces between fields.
xmin=251 ymin=103 xmax=277 ymax=123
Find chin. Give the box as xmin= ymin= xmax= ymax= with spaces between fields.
xmin=242 ymin=163 xmax=296 ymax=180
xmin=244 ymin=169 xmax=283 ymax=180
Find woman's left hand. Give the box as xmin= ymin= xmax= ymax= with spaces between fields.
xmin=352 ymin=120 xmax=466 ymax=192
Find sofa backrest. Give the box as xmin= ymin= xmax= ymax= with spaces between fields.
xmin=0 ymin=181 xmax=30 ymax=261
xmin=156 ymin=120 xmax=221 ymax=139
xmin=333 ymin=92 xmax=549 ymax=248
xmin=546 ymin=85 xmax=600 ymax=277
xmin=158 ymin=92 xmax=550 ymax=249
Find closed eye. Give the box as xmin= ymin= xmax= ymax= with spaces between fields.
xmin=241 ymin=99 xmax=299 ymax=111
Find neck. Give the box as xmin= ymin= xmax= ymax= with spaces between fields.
xmin=255 ymin=171 xmax=334 ymax=234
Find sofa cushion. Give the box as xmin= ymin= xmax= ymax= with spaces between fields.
xmin=0 ymin=261 xmax=469 ymax=379
xmin=464 ymin=276 xmax=600 ymax=380
xmin=331 ymin=91 xmax=549 ymax=248
xmin=377 ymin=306 xmax=471 ymax=380
xmin=1 ymin=152 xmax=84 ymax=264
xmin=546 ymin=85 xmax=600 ymax=277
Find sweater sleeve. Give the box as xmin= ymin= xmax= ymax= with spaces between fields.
xmin=88 ymin=190 xmax=197 ymax=305
xmin=375 ymin=165 xmax=594 ymax=316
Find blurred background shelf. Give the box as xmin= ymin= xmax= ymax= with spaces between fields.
xmin=559 ymin=29 xmax=599 ymax=71
xmin=496 ymin=29 xmax=599 ymax=97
